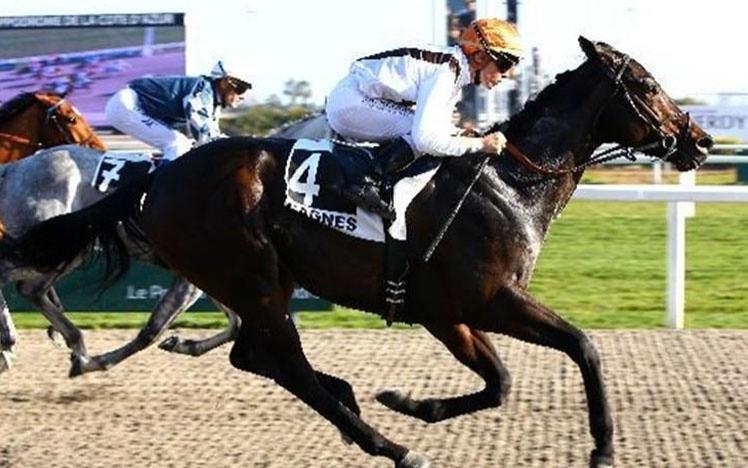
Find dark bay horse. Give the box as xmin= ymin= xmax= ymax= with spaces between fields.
xmin=0 ymin=111 xmax=332 ymax=377
xmin=0 ymin=91 xmax=105 ymax=162
xmin=5 ymin=39 xmax=712 ymax=467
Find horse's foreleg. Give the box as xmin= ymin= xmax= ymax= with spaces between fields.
xmin=0 ymin=290 xmax=17 ymax=373
xmin=376 ymin=323 xmax=510 ymax=422
xmin=18 ymin=277 xmax=90 ymax=373
xmin=73 ymin=276 xmax=203 ymax=377
xmin=483 ymin=286 xmax=614 ymax=468
xmin=159 ymin=298 xmax=241 ymax=356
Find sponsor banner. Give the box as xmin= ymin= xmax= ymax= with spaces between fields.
xmin=683 ymin=105 xmax=748 ymax=142
xmin=4 ymin=260 xmax=331 ymax=312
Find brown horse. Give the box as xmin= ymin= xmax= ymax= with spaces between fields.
xmin=0 ymin=91 xmax=105 ymax=162
xmin=4 ymin=39 xmax=712 ymax=467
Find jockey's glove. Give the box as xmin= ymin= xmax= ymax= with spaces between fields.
xmin=481 ymin=131 xmax=508 ymax=156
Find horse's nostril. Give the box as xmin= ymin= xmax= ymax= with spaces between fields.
xmin=697 ymin=136 xmax=714 ymax=150
xmin=662 ymin=136 xmax=677 ymax=150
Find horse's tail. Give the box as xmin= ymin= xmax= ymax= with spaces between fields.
xmin=1 ymin=172 xmax=155 ymax=289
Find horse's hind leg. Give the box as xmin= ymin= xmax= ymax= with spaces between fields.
xmin=44 ymin=287 xmax=66 ymax=346
xmin=17 ymin=277 xmax=90 ymax=374
xmin=0 ymin=290 xmax=17 ymax=373
xmin=376 ymin=323 xmax=511 ymax=422
xmin=159 ymin=299 xmax=241 ymax=356
xmin=71 ymin=276 xmax=203 ymax=377
xmin=229 ymin=302 xmax=425 ymax=467
xmin=485 ymin=286 xmax=614 ymax=468
xmin=207 ymin=248 xmax=420 ymax=465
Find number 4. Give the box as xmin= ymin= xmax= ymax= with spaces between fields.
xmin=289 ymin=152 xmax=321 ymax=206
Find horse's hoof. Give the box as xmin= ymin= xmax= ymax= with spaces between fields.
xmin=396 ymin=451 xmax=430 ymax=468
xmin=590 ymin=449 xmax=614 ymax=468
xmin=376 ymin=388 xmax=408 ymax=409
xmin=339 ymin=432 xmax=353 ymax=445
xmin=68 ymin=354 xmax=92 ymax=378
xmin=0 ymin=350 xmax=14 ymax=372
xmin=47 ymin=326 xmax=64 ymax=347
xmin=158 ymin=335 xmax=181 ymax=352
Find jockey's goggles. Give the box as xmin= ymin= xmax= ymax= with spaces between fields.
xmin=227 ymin=77 xmax=252 ymax=94
xmin=486 ymin=49 xmax=520 ymax=74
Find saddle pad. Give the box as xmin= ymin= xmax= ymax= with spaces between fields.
xmin=284 ymin=139 xmax=385 ymax=242
xmin=92 ymin=152 xmax=156 ymax=193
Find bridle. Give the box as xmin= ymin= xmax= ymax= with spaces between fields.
xmin=43 ymin=98 xmax=98 ymax=146
xmin=504 ymin=53 xmax=692 ymax=177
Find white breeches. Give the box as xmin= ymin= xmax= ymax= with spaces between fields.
xmin=326 ymin=76 xmax=415 ymax=144
xmin=105 ymin=88 xmax=193 ymax=161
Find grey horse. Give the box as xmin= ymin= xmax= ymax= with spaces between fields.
xmin=0 ymin=113 xmax=331 ymax=377
xmin=0 ymin=145 xmax=240 ymax=376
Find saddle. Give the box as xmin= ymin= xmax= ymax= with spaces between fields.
xmin=333 ymin=137 xmax=437 ymax=219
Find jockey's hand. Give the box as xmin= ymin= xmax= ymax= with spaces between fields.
xmin=481 ymin=131 xmax=508 ymax=156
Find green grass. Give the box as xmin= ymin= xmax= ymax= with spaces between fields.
xmin=11 ymin=200 xmax=748 ymax=330
xmin=529 ymin=201 xmax=748 ymax=328
xmin=11 ymin=312 xmax=230 ymax=330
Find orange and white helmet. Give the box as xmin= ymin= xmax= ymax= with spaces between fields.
xmin=460 ymin=18 xmax=523 ymax=67
xmin=210 ymin=59 xmax=253 ymax=93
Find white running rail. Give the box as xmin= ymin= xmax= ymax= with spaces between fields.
xmin=573 ymin=172 xmax=748 ymax=329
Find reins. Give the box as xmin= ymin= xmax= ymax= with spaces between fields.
xmin=504 ymin=137 xmax=674 ymax=178
xmin=45 ymin=98 xmax=77 ymax=145
xmin=0 ymin=132 xmax=37 ymax=148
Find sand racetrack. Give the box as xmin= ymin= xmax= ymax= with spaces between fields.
xmin=1 ymin=329 xmax=746 ymax=467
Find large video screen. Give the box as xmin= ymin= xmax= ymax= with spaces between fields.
xmin=0 ymin=13 xmax=185 ymax=126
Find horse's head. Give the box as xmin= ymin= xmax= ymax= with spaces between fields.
xmin=579 ymin=37 xmax=712 ymax=171
xmin=33 ymin=92 xmax=106 ymax=150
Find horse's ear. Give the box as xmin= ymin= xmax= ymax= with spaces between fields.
xmin=578 ymin=36 xmax=600 ymax=61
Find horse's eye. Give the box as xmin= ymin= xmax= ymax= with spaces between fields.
xmin=640 ymin=78 xmax=659 ymax=94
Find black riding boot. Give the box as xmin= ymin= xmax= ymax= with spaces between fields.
xmin=384 ymin=233 xmax=409 ymax=326
xmin=341 ymin=138 xmax=415 ymax=220
xmin=341 ymin=176 xmax=392 ymax=219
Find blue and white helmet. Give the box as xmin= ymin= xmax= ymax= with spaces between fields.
xmin=210 ymin=60 xmax=252 ymax=91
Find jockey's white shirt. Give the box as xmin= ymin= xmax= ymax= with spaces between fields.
xmin=327 ymin=45 xmax=483 ymax=157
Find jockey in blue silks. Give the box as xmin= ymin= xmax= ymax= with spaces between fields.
xmin=105 ymin=60 xmax=252 ymax=161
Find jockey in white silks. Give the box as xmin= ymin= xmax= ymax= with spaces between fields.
xmin=105 ymin=60 xmax=252 ymax=162
xmin=325 ymin=18 xmax=523 ymax=318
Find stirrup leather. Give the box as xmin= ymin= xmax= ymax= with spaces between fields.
xmin=384 ymin=265 xmax=409 ymax=326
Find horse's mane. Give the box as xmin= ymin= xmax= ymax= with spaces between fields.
xmin=0 ymin=91 xmax=64 ymax=126
xmin=486 ymin=59 xmax=594 ymax=138
xmin=0 ymin=93 xmax=40 ymax=125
